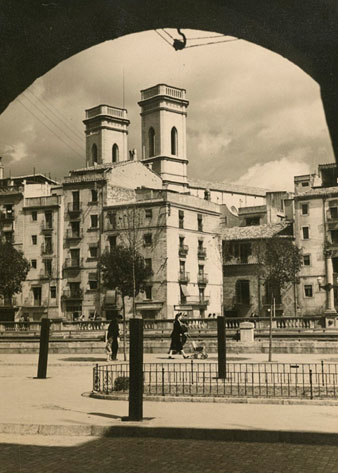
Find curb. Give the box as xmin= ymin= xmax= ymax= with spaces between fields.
xmin=89 ymin=392 xmax=338 ymax=406
xmin=1 ymin=422 xmax=338 ymax=445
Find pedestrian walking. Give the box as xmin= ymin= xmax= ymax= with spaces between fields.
xmin=107 ymin=316 xmax=120 ymax=361
xmin=168 ymin=312 xmax=189 ymax=359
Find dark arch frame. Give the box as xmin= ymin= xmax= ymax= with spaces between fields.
xmin=171 ymin=127 xmax=178 ymax=155
xmin=92 ymin=143 xmax=98 ymax=164
xmin=112 ymin=143 xmax=119 ymax=163
xmin=1 ymin=1 xmax=338 ymax=160
xmin=149 ymin=127 xmax=155 ymax=157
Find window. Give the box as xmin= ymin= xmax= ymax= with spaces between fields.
xmin=72 ymin=191 xmax=80 ymax=211
xmin=91 ymin=189 xmax=98 ymax=203
xmin=179 ymin=210 xmax=184 ymax=229
xmin=198 ymin=265 xmax=204 ymax=275
xmin=198 ymin=239 xmax=203 ymax=249
xmin=303 ymin=254 xmax=311 ymax=266
xmin=109 ymin=235 xmax=117 ymax=250
xmin=70 ymin=249 xmax=80 ymax=267
xmin=143 ymin=233 xmax=152 ymax=247
xmin=32 ymin=287 xmax=41 ymax=306
xmin=199 ymin=287 xmax=205 ymax=302
xmin=179 ymin=236 xmax=185 ymax=248
xmin=89 ymin=246 xmax=98 ymax=259
xmin=145 ymin=208 xmax=152 ymax=219
xmin=145 ymin=258 xmax=152 ymax=272
xmin=71 ymin=221 xmax=80 ymax=237
xmin=32 ymin=235 xmax=37 ymax=245
xmin=108 ymin=212 xmax=116 ymax=229
xmin=44 ymin=259 xmax=52 ymax=277
xmin=31 ymin=259 xmax=37 ymax=269
xmin=236 ymin=280 xmax=250 ymax=305
xmin=92 ymin=143 xmax=98 ymax=163
xmin=331 ymin=230 xmax=338 ymax=244
xmin=89 ymin=280 xmax=98 ymax=290
xmin=204 ymin=190 xmax=210 ymax=201
xmin=148 ymin=127 xmax=155 ymax=157
xmin=32 ymin=211 xmax=37 ymax=221
xmin=145 ymin=286 xmax=152 ymax=300
xmin=197 ymin=214 xmax=203 ymax=232
xmin=330 ymin=207 xmax=338 ymax=219
xmin=245 ymin=216 xmax=260 ymax=226
xmin=90 ymin=215 xmax=98 ymax=229
xmin=301 ymin=203 xmax=309 ymax=215
xmin=69 ymin=282 xmax=81 ymax=297
xmin=44 ymin=236 xmax=52 ymax=254
xmin=171 ymin=127 xmax=178 ymax=155
xmin=302 ymin=227 xmax=309 ymax=240
xmin=301 ymin=182 xmax=309 ymax=187
xmin=50 ymin=286 xmax=56 ymax=299
xmin=112 ymin=143 xmax=119 ymax=163
xmin=304 ymin=285 xmax=313 ymax=297
xmin=45 ymin=212 xmax=52 ymax=229
xmin=228 ymin=242 xmax=252 ymax=264
xmin=265 ymin=280 xmax=281 ymax=304
xmin=179 ymin=260 xmax=185 ymax=274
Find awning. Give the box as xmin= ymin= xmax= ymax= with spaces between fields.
xmin=88 ymin=272 xmax=98 ymax=281
xmin=180 ymin=284 xmax=189 ymax=297
xmin=105 ymin=290 xmax=117 ymax=305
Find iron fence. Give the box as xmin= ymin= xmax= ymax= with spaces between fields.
xmin=93 ymin=362 xmax=338 ymax=399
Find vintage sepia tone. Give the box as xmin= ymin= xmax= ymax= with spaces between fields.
xmin=1 ymin=2 xmax=338 ymax=472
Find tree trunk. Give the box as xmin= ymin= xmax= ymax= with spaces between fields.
xmin=122 ymin=295 xmax=127 ymax=361
xmin=132 ymin=256 xmax=136 ymax=318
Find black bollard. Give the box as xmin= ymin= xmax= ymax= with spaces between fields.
xmin=128 ymin=318 xmax=143 ymax=421
xmin=37 ymin=318 xmax=50 ymax=379
xmin=217 ymin=316 xmax=226 ymax=379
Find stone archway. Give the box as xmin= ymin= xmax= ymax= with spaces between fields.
xmin=1 ymin=0 xmax=338 ymax=158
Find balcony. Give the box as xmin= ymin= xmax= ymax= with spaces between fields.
xmin=178 ymin=244 xmax=189 ymax=257
xmin=39 ymin=269 xmax=54 ymax=279
xmin=0 ymin=211 xmax=14 ymax=221
xmin=197 ymin=274 xmax=208 ymax=286
xmin=178 ymin=296 xmax=209 ymax=308
xmin=62 ymin=288 xmax=83 ymax=300
xmin=85 ymin=105 xmax=128 ymax=120
xmin=67 ymin=202 xmax=82 ymax=214
xmin=41 ymin=222 xmax=53 ymax=233
xmin=65 ymin=229 xmax=83 ymax=240
xmin=64 ymin=257 xmax=83 ymax=269
xmin=41 ymin=243 xmax=53 ymax=255
xmin=178 ymin=272 xmax=190 ymax=283
xmin=140 ymin=85 xmax=186 ymax=101
xmin=197 ymin=248 xmax=207 ymax=259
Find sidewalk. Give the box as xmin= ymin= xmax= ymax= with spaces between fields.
xmin=1 ymin=352 xmax=338 ymax=443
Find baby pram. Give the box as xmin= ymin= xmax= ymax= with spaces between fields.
xmin=189 ymin=339 xmax=208 ymax=359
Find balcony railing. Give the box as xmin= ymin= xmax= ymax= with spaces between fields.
xmin=178 ymin=244 xmax=189 ymax=257
xmin=41 ymin=222 xmax=53 ymax=232
xmin=180 ymin=296 xmax=210 ymax=307
xmin=85 ymin=105 xmax=127 ymax=120
xmin=41 ymin=243 xmax=53 ymax=255
xmin=64 ymin=257 xmax=83 ymax=269
xmin=197 ymin=248 xmax=207 ymax=259
xmin=178 ymin=272 xmax=190 ymax=283
xmin=0 ymin=211 xmax=14 ymax=221
xmin=65 ymin=229 xmax=83 ymax=240
xmin=67 ymin=202 xmax=82 ymax=213
xmin=141 ymin=85 xmax=186 ymax=101
xmin=197 ymin=274 xmax=208 ymax=285
xmin=39 ymin=269 xmax=54 ymax=279
xmin=62 ymin=288 xmax=83 ymax=299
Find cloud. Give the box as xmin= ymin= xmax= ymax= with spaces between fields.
xmin=235 ymin=154 xmax=312 ymax=191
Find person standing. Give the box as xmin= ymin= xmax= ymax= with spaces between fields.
xmin=168 ymin=312 xmax=188 ymax=359
xmin=107 ymin=316 xmax=120 ymax=361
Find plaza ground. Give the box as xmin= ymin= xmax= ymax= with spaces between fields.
xmin=1 ymin=352 xmax=338 ymax=472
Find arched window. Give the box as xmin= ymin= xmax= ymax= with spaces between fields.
xmin=92 ymin=144 xmax=98 ymax=164
xmin=171 ymin=127 xmax=178 ymax=155
xmin=148 ymin=127 xmax=155 ymax=157
xmin=112 ymin=144 xmax=119 ymax=163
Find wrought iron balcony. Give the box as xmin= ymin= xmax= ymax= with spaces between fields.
xmin=62 ymin=288 xmax=83 ymax=299
xmin=178 ymin=244 xmax=189 ymax=257
xmin=197 ymin=248 xmax=207 ymax=259
xmin=178 ymin=271 xmax=190 ymax=283
xmin=0 ymin=211 xmax=14 ymax=221
xmin=67 ymin=202 xmax=82 ymax=214
xmin=39 ymin=269 xmax=54 ymax=279
xmin=41 ymin=243 xmax=53 ymax=255
xmin=64 ymin=257 xmax=83 ymax=269
xmin=65 ymin=229 xmax=83 ymax=240
xmin=197 ymin=274 xmax=208 ymax=285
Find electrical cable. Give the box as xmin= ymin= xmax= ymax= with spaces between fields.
xmin=161 ymin=29 xmax=175 ymax=40
xmin=185 ymin=38 xmax=240 ymax=49
xmin=17 ymin=99 xmax=84 ymax=158
xmin=21 ymin=92 xmax=84 ymax=152
xmin=154 ymin=30 xmax=173 ymax=47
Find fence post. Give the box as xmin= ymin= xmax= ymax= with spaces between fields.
xmin=37 ymin=318 xmax=50 ymax=379
xmin=321 ymin=360 xmax=325 ymax=386
xmin=217 ymin=316 xmax=226 ymax=379
xmin=309 ymin=368 xmax=313 ymax=400
xmin=128 ymin=318 xmax=143 ymax=421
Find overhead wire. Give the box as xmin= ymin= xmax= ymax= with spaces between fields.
xmin=21 ymin=92 xmax=84 ymax=152
xmin=17 ymin=98 xmax=84 ymax=159
xmin=154 ymin=30 xmax=173 ymax=47
xmin=155 ymin=28 xmax=240 ymax=50
xmin=26 ymin=86 xmax=84 ymax=142
xmin=185 ymin=38 xmax=240 ymax=49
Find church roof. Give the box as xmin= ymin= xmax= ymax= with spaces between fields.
xmin=220 ymin=222 xmax=290 ymax=240
xmin=188 ymin=177 xmax=269 ymax=197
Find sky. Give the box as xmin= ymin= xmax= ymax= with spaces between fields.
xmin=0 ymin=29 xmax=334 ymax=191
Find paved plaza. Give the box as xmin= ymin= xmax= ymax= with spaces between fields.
xmin=1 ymin=352 xmax=338 ymax=472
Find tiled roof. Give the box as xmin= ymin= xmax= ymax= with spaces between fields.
xmin=220 ymin=222 xmax=290 ymax=240
xmin=63 ymin=173 xmax=107 ymax=184
xmin=188 ymin=177 xmax=269 ymax=197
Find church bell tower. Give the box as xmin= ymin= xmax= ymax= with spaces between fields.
xmin=138 ymin=84 xmax=189 ymax=191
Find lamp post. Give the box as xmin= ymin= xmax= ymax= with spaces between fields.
xmin=317 ymin=276 xmax=338 ymax=314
